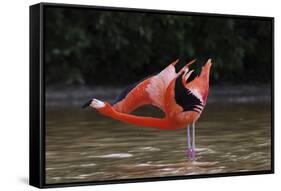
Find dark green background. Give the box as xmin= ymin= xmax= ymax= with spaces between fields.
xmin=45 ymin=7 xmax=273 ymax=86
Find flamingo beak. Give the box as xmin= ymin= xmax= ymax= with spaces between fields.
xmin=82 ymin=99 xmax=92 ymax=108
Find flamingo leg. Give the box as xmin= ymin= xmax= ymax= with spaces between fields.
xmin=191 ymin=122 xmax=196 ymax=160
xmin=186 ymin=125 xmax=192 ymax=159
xmin=186 ymin=123 xmax=196 ymax=161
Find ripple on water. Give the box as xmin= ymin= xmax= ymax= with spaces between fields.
xmin=69 ymin=163 xmax=97 ymax=168
xmin=196 ymin=147 xmax=217 ymax=154
xmin=139 ymin=146 xmax=161 ymax=151
xmin=78 ymin=172 xmax=104 ymax=178
xmin=129 ymin=146 xmax=161 ymax=153
xmin=87 ymin=153 xmax=133 ymax=158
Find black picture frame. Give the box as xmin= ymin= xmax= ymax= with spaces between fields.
xmin=29 ymin=2 xmax=274 ymax=188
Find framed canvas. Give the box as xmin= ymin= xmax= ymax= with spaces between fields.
xmin=29 ymin=2 xmax=274 ymax=188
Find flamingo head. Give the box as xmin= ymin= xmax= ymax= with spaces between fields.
xmin=82 ymin=98 xmax=105 ymax=109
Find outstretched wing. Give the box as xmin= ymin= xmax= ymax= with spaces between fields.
xmin=112 ymin=75 xmax=153 ymax=113
xmin=113 ymin=59 xmax=179 ymax=114
xmin=112 ymin=74 xmax=153 ymax=105
xmin=145 ymin=63 xmax=177 ymax=111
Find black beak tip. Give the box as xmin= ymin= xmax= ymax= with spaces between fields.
xmin=82 ymin=99 xmax=92 ymax=109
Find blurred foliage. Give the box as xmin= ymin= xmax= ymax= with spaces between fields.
xmin=45 ymin=7 xmax=272 ymax=86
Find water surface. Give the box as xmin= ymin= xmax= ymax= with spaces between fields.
xmin=45 ymin=102 xmax=271 ymax=184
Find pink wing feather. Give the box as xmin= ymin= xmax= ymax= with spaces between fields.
xmin=113 ymin=60 xmax=179 ymax=113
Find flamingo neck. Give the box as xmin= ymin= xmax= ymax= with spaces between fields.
xmin=98 ymin=105 xmax=179 ymax=130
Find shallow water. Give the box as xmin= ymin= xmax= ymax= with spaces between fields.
xmin=45 ymin=102 xmax=272 ymax=184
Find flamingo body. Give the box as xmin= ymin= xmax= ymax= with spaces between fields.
xmin=84 ymin=58 xmax=212 ymax=160
xmin=90 ymin=59 xmax=211 ymax=129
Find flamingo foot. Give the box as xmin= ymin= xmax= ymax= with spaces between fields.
xmin=186 ymin=148 xmax=196 ymax=161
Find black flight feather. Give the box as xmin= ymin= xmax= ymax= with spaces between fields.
xmin=174 ymin=73 xmax=203 ymax=113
